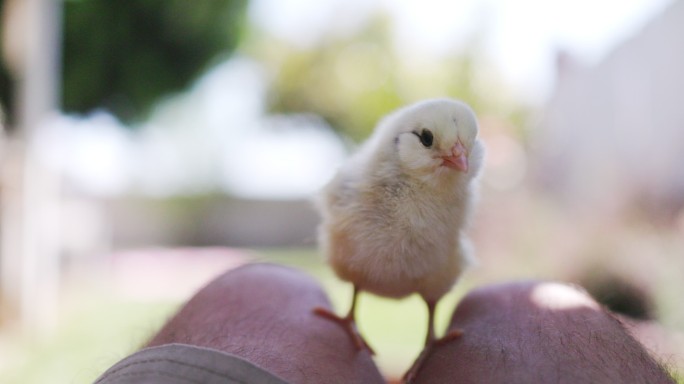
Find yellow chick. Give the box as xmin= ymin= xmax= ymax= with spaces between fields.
xmin=314 ymin=98 xmax=485 ymax=362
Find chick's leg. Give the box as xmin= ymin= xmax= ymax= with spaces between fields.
xmin=313 ymin=285 xmax=375 ymax=354
xmin=425 ymin=300 xmax=464 ymax=346
xmin=404 ymin=299 xmax=463 ymax=383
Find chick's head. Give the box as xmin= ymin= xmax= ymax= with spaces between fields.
xmin=391 ymin=99 xmax=480 ymax=179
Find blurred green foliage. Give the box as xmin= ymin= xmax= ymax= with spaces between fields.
xmin=0 ymin=0 xmax=16 ymax=128
xmin=0 ymin=0 xmax=248 ymax=128
xmin=62 ymin=0 xmax=248 ymax=124
xmin=247 ymin=14 xmax=528 ymax=142
xmin=0 ymin=51 xmax=13 ymax=128
xmin=1 ymin=2 xmax=528 ymax=140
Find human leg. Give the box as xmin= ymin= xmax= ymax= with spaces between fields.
xmin=410 ymin=281 xmax=675 ymax=384
xmin=145 ymin=263 xmax=384 ymax=384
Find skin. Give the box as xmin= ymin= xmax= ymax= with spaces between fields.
xmin=412 ymin=281 xmax=676 ymax=384
xmin=145 ymin=264 xmax=675 ymax=384
xmin=146 ymin=263 xmax=384 ymax=384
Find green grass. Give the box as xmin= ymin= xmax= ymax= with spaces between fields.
xmin=1 ymin=248 xmax=458 ymax=383
xmin=1 ymin=297 xmax=178 ymax=384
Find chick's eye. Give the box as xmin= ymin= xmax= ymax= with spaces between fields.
xmin=416 ymin=129 xmax=433 ymax=148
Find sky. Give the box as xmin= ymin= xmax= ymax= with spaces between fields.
xmin=40 ymin=0 xmax=675 ymax=199
xmin=251 ymin=0 xmax=673 ymax=101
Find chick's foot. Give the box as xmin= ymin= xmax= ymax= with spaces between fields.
xmin=403 ymin=329 xmax=464 ymax=383
xmin=312 ymin=307 xmax=375 ymax=355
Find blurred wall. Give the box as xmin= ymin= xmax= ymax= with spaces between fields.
xmin=103 ymin=196 xmax=319 ymax=249
xmin=535 ymin=0 xmax=684 ymax=222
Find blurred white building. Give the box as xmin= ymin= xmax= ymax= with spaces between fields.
xmin=534 ymin=0 xmax=684 ymax=221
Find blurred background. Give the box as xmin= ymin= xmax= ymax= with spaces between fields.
xmin=1 ymin=0 xmax=683 ymax=382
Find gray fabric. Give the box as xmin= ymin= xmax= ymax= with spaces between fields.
xmin=95 ymin=343 xmax=291 ymax=384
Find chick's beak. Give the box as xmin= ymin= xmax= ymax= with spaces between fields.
xmin=441 ymin=141 xmax=468 ymax=172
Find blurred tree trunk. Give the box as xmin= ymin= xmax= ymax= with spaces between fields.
xmin=0 ymin=0 xmax=62 ymax=331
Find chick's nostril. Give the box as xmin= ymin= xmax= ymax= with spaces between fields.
xmin=451 ymin=140 xmax=467 ymax=156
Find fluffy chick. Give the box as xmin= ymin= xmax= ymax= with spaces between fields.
xmin=314 ymin=98 xmax=484 ymax=357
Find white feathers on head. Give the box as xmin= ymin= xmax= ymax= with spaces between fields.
xmin=371 ymin=99 xmax=481 ymax=178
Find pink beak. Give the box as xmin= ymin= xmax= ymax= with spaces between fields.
xmin=441 ymin=141 xmax=468 ymax=172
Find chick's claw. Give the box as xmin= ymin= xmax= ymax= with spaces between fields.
xmin=434 ymin=328 xmax=463 ymax=346
xmin=312 ymin=307 xmax=375 ymax=355
xmin=403 ymin=330 xmax=464 ymax=383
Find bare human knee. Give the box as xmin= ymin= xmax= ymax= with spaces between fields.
xmin=413 ymin=281 xmax=675 ymax=384
xmin=146 ymin=263 xmax=327 ymax=348
xmin=146 ymin=262 xmax=384 ymax=384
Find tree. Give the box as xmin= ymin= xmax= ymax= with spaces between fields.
xmin=0 ymin=0 xmax=248 ymax=130
xmin=247 ymin=14 xmax=527 ymax=142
